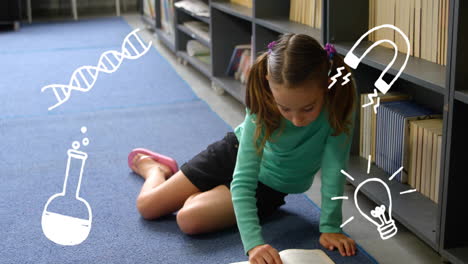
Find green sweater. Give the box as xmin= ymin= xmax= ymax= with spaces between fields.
xmin=231 ymin=107 xmax=354 ymax=254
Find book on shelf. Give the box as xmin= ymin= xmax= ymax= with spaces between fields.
xmin=428 ymin=124 xmax=441 ymax=201
xmin=360 ymin=92 xmax=411 ymax=162
xmin=230 ymin=0 xmax=252 ymax=8
xmin=174 ymin=0 xmax=210 ymax=18
xmin=183 ymin=20 xmax=210 ymax=43
xmin=369 ymin=0 xmax=449 ymax=65
xmin=194 ymin=54 xmax=211 ymax=65
xmin=187 ymin=39 xmax=211 ymax=65
xmin=414 ymin=0 xmax=422 ymax=57
xmin=143 ymin=0 xmax=155 ymax=18
xmin=239 ymin=52 xmax=252 ymax=84
xmin=234 ymin=49 xmax=249 ymax=80
xmin=435 ymin=133 xmax=442 ymax=203
xmin=395 ymin=0 xmax=411 ymax=53
xmin=187 ymin=39 xmax=210 ymax=56
xmin=375 ymin=100 xmax=439 ymax=183
xmin=225 ymin=44 xmax=251 ymax=78
xmin=409 ymin=118 xmax=443 ymax=202
xmin=232 ymin=48 xmax=252 ymax=84
xmin=161 ymin=0 xmax=175 ymax=37
xmin=230 ymin=249 xmax=335 ymax=264
xmin=289 ymin=0 xmax=321 ymax=29
xmin=315 ymin=0 xmax=322 ymax=29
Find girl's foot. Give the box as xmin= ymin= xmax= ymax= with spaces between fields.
xmin=130 ymin=153 xmax=173 ymax=180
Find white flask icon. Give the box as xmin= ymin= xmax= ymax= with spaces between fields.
xmin=41 ymin=148 xmax=92 ymax=246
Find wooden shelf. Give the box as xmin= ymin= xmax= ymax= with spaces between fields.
xmin=455 ymin=90 xmax=468 ymax=105
xmin=177 ymin=24 xmax=211 ymax=48
xmin=442 ymin=247 xmax=468 ymax=264
xmin=155 ymin=28 xmax=176 ymax=52
xmin=334 ymin=41 xmax=447 ymax=95
xmin=347 ymin=155 xmax=438 ymax=250
xmin=212 ymin=76 xmax=246 ymax=103
xmin=178 ymin=51 xmax=212 ymax=78
xmin=211 ymin=1 xmax=253 ymax=22
xmin=255 ymin=17 xmax=322 ymax=43
xmin=176 ymin=5 xmax=210 ymax=24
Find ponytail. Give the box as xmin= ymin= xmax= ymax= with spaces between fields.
xmin=245 ymin=52 xmax=282 ymax=154
xmin=325 ymin=53 xmax=356 ymax=137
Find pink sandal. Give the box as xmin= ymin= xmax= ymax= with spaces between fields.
xmin=128 ymin=148 xmax=179 ymax=175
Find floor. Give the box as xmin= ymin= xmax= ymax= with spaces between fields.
xmin=121 ymin=14 xmax=443 ymax=264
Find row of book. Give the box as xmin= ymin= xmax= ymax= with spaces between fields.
xmin=225 ymin=44 xmax=253 ymax=84
xmin=360 ymin=93 xmax=442 ymax=203
xmin=143 ymin=0 xmax=155 ymax=19
xmin=161 ymin=0 xmax=175 ymax=37
xmin=289 ymin=0 xmax=322 ymax=29
xmin=369 ymin=0 xmax=449 ymax=65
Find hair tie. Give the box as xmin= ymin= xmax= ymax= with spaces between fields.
xmin=324 ymin=43 xmax=336 ymax=59
xmin=267 ymin=41 xmax=277 ymax=53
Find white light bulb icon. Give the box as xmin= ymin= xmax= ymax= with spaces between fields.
xmin=354 ymin=178 xmax=398 ymax=240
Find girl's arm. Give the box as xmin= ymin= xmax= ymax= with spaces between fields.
xmin=319 ymin=127 xmax=358 ymax=256
xmin=230 ymin=110 xmax=264 ymax=255
xmin=319 ymin=118 xmax=355 ymax=234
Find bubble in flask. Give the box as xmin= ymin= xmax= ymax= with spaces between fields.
xmin=72 ymin=141 xmax=80 ymax=150
xmin=81 ymin=126 xmax=87 ymax=134
xmin=83 ymin=138 xmax=89 ymax=146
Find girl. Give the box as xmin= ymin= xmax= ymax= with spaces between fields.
xmin=128 ymin=33 xmax=357 ymax=264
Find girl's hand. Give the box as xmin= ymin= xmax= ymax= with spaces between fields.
xmin=248 ymin=244 xmax=283 ymax=264
xmin=320 ymin=233 xmax=356 ymax=257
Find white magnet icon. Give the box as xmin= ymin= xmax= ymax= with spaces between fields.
xmin=344 ymin=24 xmax=410 ymax=95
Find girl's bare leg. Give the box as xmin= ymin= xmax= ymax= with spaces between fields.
xmin=131 ymin=153 xmax=200 ymax=219
xmin=176 ymin=185 xmax=237 ymax=235
xmin=131 ymin=154 xmax=238 ymax=235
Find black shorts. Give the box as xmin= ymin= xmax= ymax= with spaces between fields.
xmin=180 ymin=132 xmax=288 ymax=220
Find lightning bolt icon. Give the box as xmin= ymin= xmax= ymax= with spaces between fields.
xmin=362 ymin=89 xmax=378 ymax=108
xmin=341 ymin=72 xmax=352 ymax=85
xmin=362 ymin=89 xmax=381 ymax=113
xmin=373 ymin=97 xmax=380 ymax=114
xmin=328 ymin=66 xmax=345 ymax=89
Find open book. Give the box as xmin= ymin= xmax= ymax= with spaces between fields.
xmin=230 ymin=249 xmax=335 ymax=264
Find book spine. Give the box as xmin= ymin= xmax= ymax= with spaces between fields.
xmin=434 ymin=134 xmax=442 ymax=203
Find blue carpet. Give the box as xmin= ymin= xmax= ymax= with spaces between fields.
xmin=0 ymin=18 xmax=378 ymax=264
xmin=0 ymin=17 xmax=133 ymax=53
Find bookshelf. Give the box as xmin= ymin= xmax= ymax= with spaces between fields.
xmin=327 ymin=0 xmax=465 ymax=263
xmin=329 ymin=0 xmax=445 ymax=253
xmin=144 ymin=0 xmax=324 ymax=103
xmin=150 ymin=0 xmax=177 ymax=52
xmin=210 ymin=0 xmax=324 ymax=103
xmin=440 ymin=0 xmax=468 ymax=263
xmin=141 ymin=0 xmax=156 ymax=28
xmin=175 ymin=0 xmax=212 ymax=78
xmin=140 ymin=0 xmax=467 ymax=262
xmin=0 ymin=0 xmax=21 ymax=31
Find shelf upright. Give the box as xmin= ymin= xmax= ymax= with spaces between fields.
xmin=439 ymin=0 xmax=468 ymax=263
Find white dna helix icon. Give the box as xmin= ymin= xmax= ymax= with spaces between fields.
xmin=41 ymin=28 xmax=152 ymax=111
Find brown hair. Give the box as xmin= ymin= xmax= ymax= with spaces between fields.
xmin=245 ymin=33 xmax=356 ymax=154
